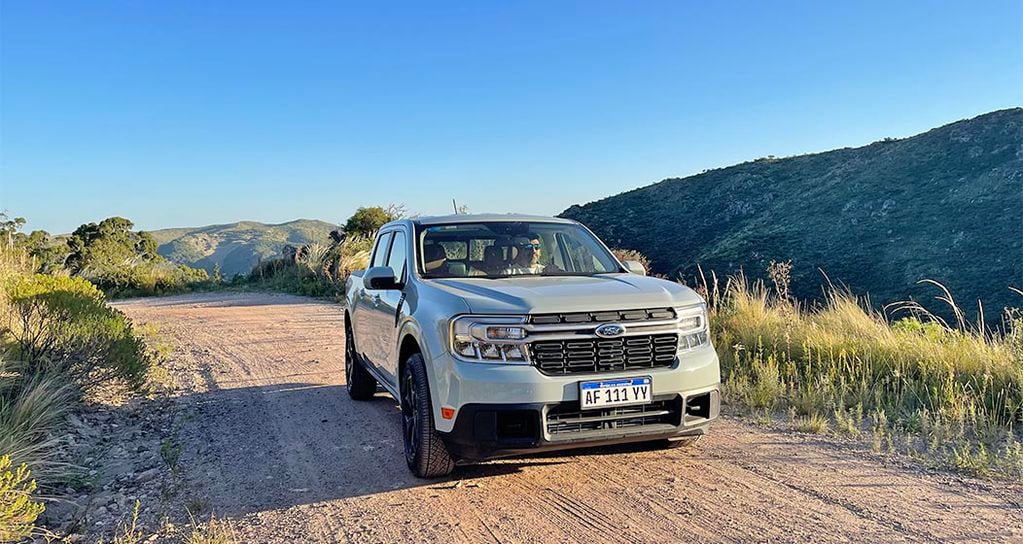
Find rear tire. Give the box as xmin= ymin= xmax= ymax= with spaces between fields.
xmin=401 ymin=353 xmax=455 ymax=478
xmin=345 ymin=315 xmax=377 ymax=401
xmin=659 ymin=435 xmax=702 ymax=449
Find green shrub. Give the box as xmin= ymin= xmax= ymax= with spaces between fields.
xmin=85 ymin=261 xmax=210 ymax=298
xmin=4 ymin=274 xmax=150 ymax=390
xmin=0 ymin=454 xmax=45 ymax=542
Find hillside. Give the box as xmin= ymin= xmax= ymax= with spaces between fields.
xmin=561 ymin=108 xmax=1023 ymax=321
xmin=152 ymin=219 xmax=336 ymax=276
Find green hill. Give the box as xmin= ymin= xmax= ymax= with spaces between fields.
xmin=561 ymin=108 xmax=1023 ymax=322
xmin=151 ymin=219 xmax=336 ymax=277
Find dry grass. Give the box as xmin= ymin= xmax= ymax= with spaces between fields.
xmin=703 ymin=270 xmax=1023 ymax=478
xmin=184 ymin=514 xmax=239 ymax=544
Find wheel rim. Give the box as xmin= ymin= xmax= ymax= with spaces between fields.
xmin=401 ymin=369 xmax=419 ymax=464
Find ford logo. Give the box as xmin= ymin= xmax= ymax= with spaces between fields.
xmin=595 ymin=323 xmax=626 ymax=338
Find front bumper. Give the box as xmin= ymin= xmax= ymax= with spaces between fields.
xmin=427 ymin=337 xmax=721 ymax=460
xmin=437 ymin=386 xmax=720 ymax=461
xmin=429 ymin=342 xmax=721 ymax=432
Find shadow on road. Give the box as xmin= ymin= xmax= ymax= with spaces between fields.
xmin=167 ymin=381 xmax=645 ymax=517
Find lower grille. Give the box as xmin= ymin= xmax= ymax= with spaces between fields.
xmin=546 ymin=398 xmax=682 ymax=437
xmin=531 ymin=333 xmax=678 ymax=375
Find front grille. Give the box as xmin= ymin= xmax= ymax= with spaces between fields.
xmin=528 ymin=308 xmax=675 ymax=325
xmin=531 ymin=333 xmax=678 ymax=375
xmin=546 ymin=398 xmax=682 ymax=437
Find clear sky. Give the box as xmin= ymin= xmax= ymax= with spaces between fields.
xmin=1 ymin=1 xmax=1021 ymax=234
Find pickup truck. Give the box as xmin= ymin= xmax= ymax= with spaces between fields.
xmin=345 ymin=214 xmax=720 ymax=477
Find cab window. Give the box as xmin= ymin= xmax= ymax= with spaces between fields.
xmin=386 ymin=231 xmax=407 ymax=281
xmin=371 ymin=232 xmax=394 ymax=268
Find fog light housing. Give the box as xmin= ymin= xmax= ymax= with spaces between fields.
xmin=454 ymin=340 xmax=477 ymax=358
xmin=480 ymin=343 xmax=502 ymax=359
xmin=680 ymin=331 xmax=708 ymax=349
xmin=502 ymin=344 xmax=525 ymax=360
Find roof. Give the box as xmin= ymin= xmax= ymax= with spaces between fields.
xmin=408 ymin=213 xmax=577 ymax=226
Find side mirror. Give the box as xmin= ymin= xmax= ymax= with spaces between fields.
xmin=623 ymin=260 xmax=646 ymax=276
xmin=364 ymin=266 xmax=402 ymax=290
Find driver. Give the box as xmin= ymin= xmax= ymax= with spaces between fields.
xmin=502 ymin=235 xmax=545 ymax=275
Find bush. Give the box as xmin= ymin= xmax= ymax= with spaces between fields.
xmin=83 ymin=261 xmax=211 ymax=298
xmin=4 ymin=274 xmax=150 ymax=391
xmin=0 ymin=454 xmax=45 ymax=542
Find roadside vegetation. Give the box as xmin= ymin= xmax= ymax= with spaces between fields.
xmin=246 ymin=235 xmax=372 ymax=299
xmin=0 ymin=231 xmax=161 ymax=538
xmin=243 ymin=205 xmax=397 ymax=298
xmin=0 ymin=225 xmax=239 ymax=542
xmin=700 ymin=262 xmax=1023 ymax=479
xmin=4 ymin=214 xmax=211 ymax=299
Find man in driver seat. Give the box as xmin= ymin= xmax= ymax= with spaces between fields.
xmin=502 ymin=235 xmax=545 ymax=275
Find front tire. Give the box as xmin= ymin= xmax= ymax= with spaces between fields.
xmin=345 ymin=315 xmax=377 ymax=400
xmin=400 ymin=353 xmax=455 ymax=478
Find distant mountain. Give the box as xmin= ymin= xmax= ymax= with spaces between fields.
xmin=151 ymin=219 xmax=336 ymax=276
xmin=561 ymin=109 xmax=1023 ymax=321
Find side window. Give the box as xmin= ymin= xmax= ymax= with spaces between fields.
xmin=371 ymin=232 xmax=393 ymax=268
xmin=386 ymin=231 xmax=407 ymax=281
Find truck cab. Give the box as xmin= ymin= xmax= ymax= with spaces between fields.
xmin=345 ymin=214 xmax=720 ymax=477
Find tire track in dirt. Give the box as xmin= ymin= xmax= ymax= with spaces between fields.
xmin=115 ymin=292 xmax=1023 ymax=544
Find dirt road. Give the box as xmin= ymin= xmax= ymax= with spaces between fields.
xmin=115 ymin=292 xmax=1023 ymax=543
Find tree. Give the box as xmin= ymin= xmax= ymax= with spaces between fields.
xmin=0 ymin=213 xmax=26 ymax=246
xmin=344 ymin=207 xmax=394 ymax=237
xmin=65 ymin=217 xmax=159 ymax=274
xmin=17 ymin=230 xmax=68 ymax=273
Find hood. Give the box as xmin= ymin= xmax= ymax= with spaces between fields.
xmin=428 ymin=273 xmax=704 ymax=314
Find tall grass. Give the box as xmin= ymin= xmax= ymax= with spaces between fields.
xmin=247 ymin=235 xmax=371 ymax=298
xmin=704 ymin=270 xmax=1023 ymax=478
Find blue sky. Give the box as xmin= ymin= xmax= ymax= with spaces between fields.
xmin=1 ymin=1 xmax=1020 ymax=233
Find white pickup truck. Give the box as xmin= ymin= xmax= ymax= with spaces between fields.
xmin=345 ymin=214 xmax=720 ymax=477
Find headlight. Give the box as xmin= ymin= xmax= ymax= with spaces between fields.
xmin=450 ymin=315 xmax=530 ymax=363
xmin=675 ymin=303 xmax=709 ymax=351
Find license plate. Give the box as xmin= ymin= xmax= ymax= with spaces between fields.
xmin=579 ymin=377 xmax=652 ymax=410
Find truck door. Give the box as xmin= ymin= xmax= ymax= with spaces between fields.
xmin=374 ymin=229 xmax=408 ymax=385
xmin=358 ymin=231 xmax=393 ymax=369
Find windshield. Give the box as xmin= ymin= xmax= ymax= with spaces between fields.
xmin=416 ymin=222 xmax=624 ymax=279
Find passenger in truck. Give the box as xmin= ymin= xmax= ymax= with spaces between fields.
xmin=502 ymin=236 xmax=546 ymax=275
